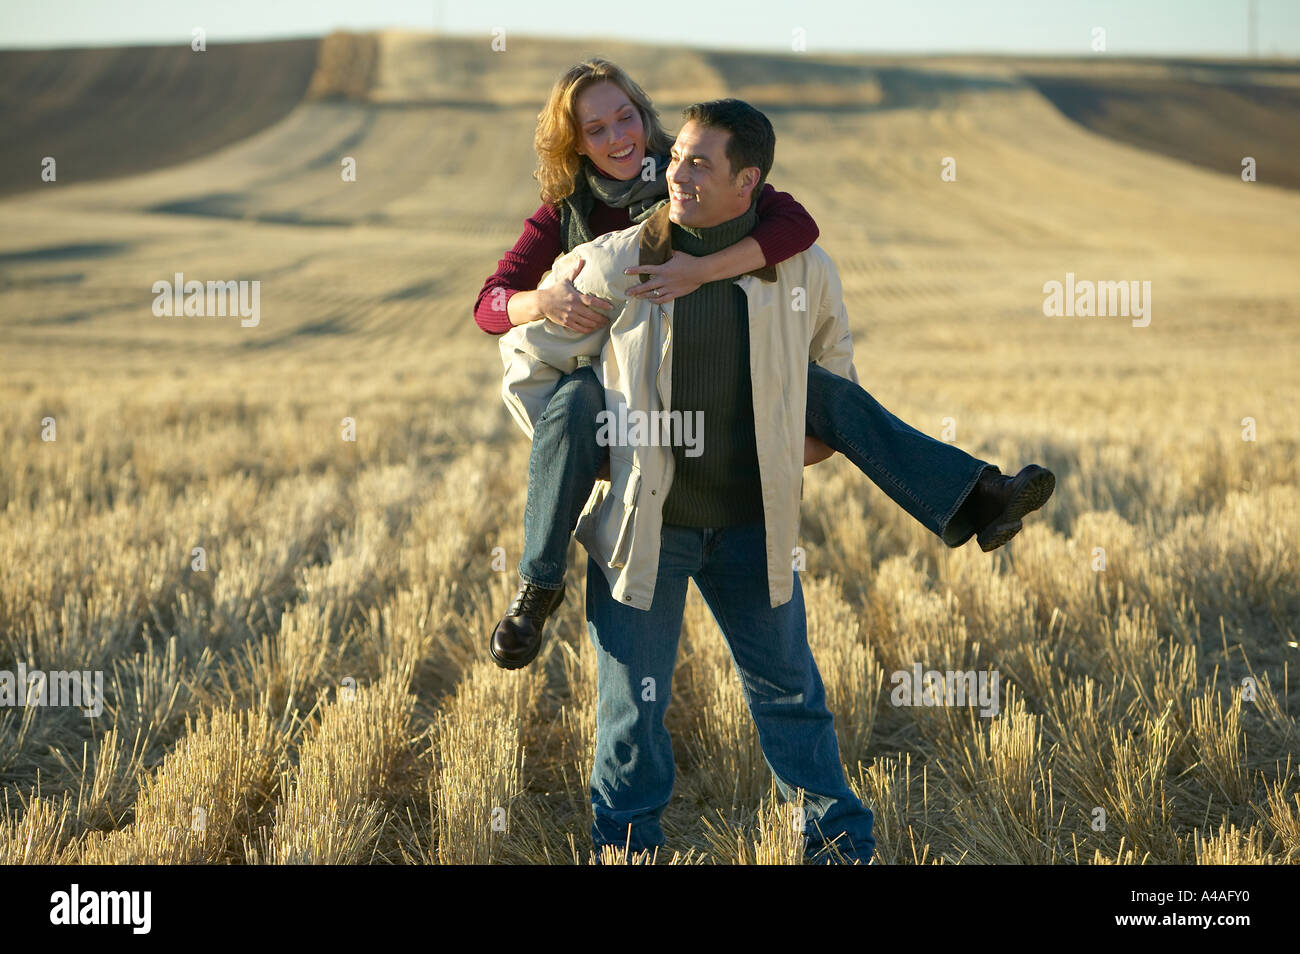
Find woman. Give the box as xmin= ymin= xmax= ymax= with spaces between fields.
xmin=477 ymin=59 xmax=1054 ymax=670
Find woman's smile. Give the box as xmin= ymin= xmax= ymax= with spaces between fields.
xmin=576 ymin=80 xmax=647 ymax=180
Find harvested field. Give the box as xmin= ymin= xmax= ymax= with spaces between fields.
xmin=1 ymin=34 xmax=1296 ymax=865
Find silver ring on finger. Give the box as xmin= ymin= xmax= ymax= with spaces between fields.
xmin=653 ymin=289 xmax=662 ymax=297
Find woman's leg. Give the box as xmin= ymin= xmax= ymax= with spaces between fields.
xmin=804 ymin=363 xmax=992 ymax=548
xmin=492 ymin=362 xmax=608 ymax=669
xmin=517 ymin=362 xmax=610 ymax=587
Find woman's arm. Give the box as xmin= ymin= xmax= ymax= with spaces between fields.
xmin=624 ymin=183 xmax=819 ymax=302
xmin=749 ymin=181 xmax=820 ymax=265
xmin=512 ymin=258 xmax=613 ymax=333
xmin=474 ymin=203 xmax=613 ymax=334
xmin=474 ymin=205 xmax=561 ymax=334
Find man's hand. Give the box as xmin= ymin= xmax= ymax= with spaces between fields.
xmin=623 ymin=251 xmax=710 ymax=304
xmin=804 ymin=436 xmax=834 ymax=466
xmin=538 ymin=256 xmax=614 ymax=333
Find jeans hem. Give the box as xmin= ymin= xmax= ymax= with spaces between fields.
xmin=516 ymin=568 xmax=564 ymax=590
xmin=938 ymin=462 xmax=995 ymax=548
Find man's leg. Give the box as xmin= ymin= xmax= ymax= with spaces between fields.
xmin=518 ymin=363 xmax=610 ymax=587
xmin=805 ymin=362 xmax=991 ymax=547
xmin=585 ymin=526 xmax=698 ymax=861
xmin=692 ymin=522 xmax=876 ymax=864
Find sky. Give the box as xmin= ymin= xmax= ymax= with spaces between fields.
xmin=2 ymin=0 xmax=1298 ymax=56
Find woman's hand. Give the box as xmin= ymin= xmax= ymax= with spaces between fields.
xmin=624 ymin=251 xmax=711 ymax=304
xmin=538 ymin=256 xmax=614 ymax=333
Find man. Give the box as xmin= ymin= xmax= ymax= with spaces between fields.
xmin=500 ymin=99 xmax=874 ymax=863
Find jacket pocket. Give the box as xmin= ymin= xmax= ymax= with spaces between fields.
xmin=608 ymin=467 xmax=641 ymax=568
xmin=577 ymin=459 xmax=641 ymax=571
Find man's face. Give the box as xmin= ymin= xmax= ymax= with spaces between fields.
xmin=667 ymin=120 xmax=755 ymax=229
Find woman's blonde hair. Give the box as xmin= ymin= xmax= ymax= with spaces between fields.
xmin=533 ymin=58 xmax=674 ymax=205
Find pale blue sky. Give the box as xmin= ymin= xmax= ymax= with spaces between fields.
xmin=2 ymin=0 xmax=1298 ymax=56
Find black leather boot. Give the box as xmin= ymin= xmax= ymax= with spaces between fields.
xmin=489 ymin=581 xmax=566 ymax=670
xmin=962 ymin=464 xmax=1056 ymax=552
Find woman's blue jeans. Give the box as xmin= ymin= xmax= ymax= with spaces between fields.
xmin=517 ymin=363 xmax=992 ymax=588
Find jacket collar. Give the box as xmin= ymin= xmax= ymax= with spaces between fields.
xmin=637 ymin=201 xmax=778 ymax=283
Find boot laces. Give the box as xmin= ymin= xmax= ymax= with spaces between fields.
xmin=511 ymin=583 xmax=557 ymax=623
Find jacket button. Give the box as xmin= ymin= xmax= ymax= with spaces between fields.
xmin=625 ymin=596 xmax=632 ymax=602
xmin=651 ymin=489 xmax=656 ymax=495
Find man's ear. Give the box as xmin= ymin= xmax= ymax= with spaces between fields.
xmin=736 ymin=167 xmax=760 ymax=199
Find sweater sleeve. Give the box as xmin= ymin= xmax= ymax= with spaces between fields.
xmin=473 ymin=203 xmax=565 ymax=335
xmin=750 ymin=183 xmax=820 ymax=267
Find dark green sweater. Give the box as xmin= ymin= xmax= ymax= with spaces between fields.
xmin=660 ymin=201 xmax=765 ymax=528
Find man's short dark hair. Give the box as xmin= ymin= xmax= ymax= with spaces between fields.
xmin=681 ymin=98 xmax=775 ymax=191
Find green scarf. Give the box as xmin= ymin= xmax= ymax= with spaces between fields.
xmin=557 ymin=151 xmax=670 ymax=253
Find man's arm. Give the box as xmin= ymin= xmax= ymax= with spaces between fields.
xmin=808 ymin=248 xmax=859 ymax=385
xmin=804 ymin=435 xmax=834 ymax=466
xmin=499 ymin=246 xmax=619 ymax=439
xmin=803 ymin=248 xmax=859 ymax=466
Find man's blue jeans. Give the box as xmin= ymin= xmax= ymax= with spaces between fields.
xmin=518 ymin=363 xmax=991 ymax=587
xmin=585 ymin=521 xmax=875 ymax=863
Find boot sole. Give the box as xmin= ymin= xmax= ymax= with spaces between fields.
xmin=977 ymin=466 xmax=1056 ymax=552
xmin=488 ymin=586 xmax=565 ymax=670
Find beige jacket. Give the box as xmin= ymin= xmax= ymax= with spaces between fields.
xmin=499 ymin=202 xmax=859 ymax=611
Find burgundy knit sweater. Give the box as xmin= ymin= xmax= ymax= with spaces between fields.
xmin=473 ymin=182 xmax=819 ymax=334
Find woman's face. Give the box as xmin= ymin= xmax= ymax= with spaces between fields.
xmin=573 ymin=80 xmax=646 ymax=180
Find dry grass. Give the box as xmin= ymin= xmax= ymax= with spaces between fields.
xmin=0 ymin=36 xmax=1297 ymax=864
